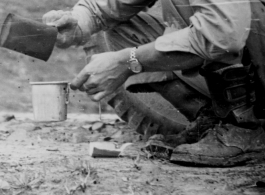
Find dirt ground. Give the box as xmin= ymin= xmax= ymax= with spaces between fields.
xmin=0 ymin=112 xmax=264 ymax=195
xmin=1 ymin=0 xmax=265 ymax=194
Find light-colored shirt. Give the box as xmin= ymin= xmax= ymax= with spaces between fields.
xmin=72 ymin=0 xmax=252 ymax=64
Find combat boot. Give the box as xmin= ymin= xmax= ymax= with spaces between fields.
xmin=152 ymin=75 xmax=219 ymax=141
xmin=171 ymin=121 xmax=265 ymax=166
xmin=171 ymin=63 xmax=265 ymax=166
xmin=145 ymin=76 xmax=217 ymax=159
xmin=167 ymin=104 xmax=219 ymax=147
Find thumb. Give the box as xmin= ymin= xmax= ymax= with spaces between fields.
xmin=49 ymin=14 xmax=74 ymax=29
xmin=42 ymin=10 xmax=64 ymax=24
xmin=70 ymin=71 xmax=90 ymax=90
xmin=91 ymin=91 xmax=109 ymax=102
xmin=46 ymin=22 xmax=57 ymax=27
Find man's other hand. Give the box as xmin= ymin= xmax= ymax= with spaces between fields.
xmin=42 ymin=10 xmax=81 ymax=48
xmin=70 ymin=50 xmax=132 ymax=102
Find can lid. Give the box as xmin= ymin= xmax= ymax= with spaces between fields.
xmin=30 ymin=81 xmax=69 ymax=85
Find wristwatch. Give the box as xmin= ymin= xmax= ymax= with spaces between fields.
xmin=128 ymin=47 xmax=143 ymax=73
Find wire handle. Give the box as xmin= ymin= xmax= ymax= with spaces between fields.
xmin=98 ymin=101 xmax=102 ymax=121
xmin=65 ymin=83 xmax=70 ymax=105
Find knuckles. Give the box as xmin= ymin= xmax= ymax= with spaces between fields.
xmin=42 ymin=10 xmax=61 ymax=23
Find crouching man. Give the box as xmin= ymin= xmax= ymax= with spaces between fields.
xmin=43 ymin=0 xmax=265 ymax=166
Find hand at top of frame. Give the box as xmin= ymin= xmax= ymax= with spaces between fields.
xmin=70 ymin=49 xmax=133 ymax=102
xmin=42 ymin=10 xmax=82 ymax=48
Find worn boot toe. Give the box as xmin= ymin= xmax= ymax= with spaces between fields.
xmin=170 ymin=124 xmax=265 ymax=167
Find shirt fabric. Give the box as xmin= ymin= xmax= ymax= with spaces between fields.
xmin=71 ymin=0 xmax=265 ymax=115
xmin=72 ymin=0 xmax=252 ymax=64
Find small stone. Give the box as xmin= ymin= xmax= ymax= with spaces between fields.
xmin=72 ymin=133 xmax=88 ymax=143
xmin=122 ymin=177 xmax=129 ymax=182
xmin=111 ymin=130 xmax=122 ymax=139
xmin=32 ymin=126 xmax=42 ymax=131
xmin=89 ymin=134 xmax=101 ymax=142
xmin=46 ymin=148 xmax=59 ymax=152
xmin=103 ymin=125 xmax=116 ymax=134
xmin=3 ymin=115 xmax=15 ymax=122
xmin=222 ymin=184 xmax=233 ymax=191
xmin=115 ymin=119 xmax=121 ymax=123
xmin=10 ymin=162 xmax=18 ymax=168
xmin=51 ymin=178 xmax=62 ymax=184
xmin=148 ymin=134 xmax=165 ymax=141
xmin=204 ymin=179 xmax=218 ymax=184
xmin=0 ymin=179 xmax=10 ymax=190
xmin=17 ymin=123 xmax=37 ymax=132
xmin=92 ymin=122 xmax=105 ymax=131
xmin=72 ymin=133 xmax=99 ymax=143
xmin=103 ymin=137 xmax=112 ymax=141
xmin=82 ymin=124 xmax=92 ymax=130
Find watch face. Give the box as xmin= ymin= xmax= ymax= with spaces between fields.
xmin=130 ymin=61 xmax=142 ymax=73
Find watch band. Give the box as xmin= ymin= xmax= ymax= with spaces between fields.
xmin=128 ymin=47 xmax=143 ymax=73
xmin=130 ymin=47 xmax=138 ymax=62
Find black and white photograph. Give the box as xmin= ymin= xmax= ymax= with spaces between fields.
xmin=0 ymin=0 xmax=265 ymax=194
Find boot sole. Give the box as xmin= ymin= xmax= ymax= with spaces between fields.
xmin=145 ymin=140 xmax=174 ymax=160
xmin=170 ymin=151 xmax=265 ymax=167
xmin=105 ymin=88 xmax=187 ymax=139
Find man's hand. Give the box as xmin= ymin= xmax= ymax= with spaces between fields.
xmin=42 ymin=10 xmax=81 ymax=48
xmin=70 ymin=49 xmax=133 ymax=101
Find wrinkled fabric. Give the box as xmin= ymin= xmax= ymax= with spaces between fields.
xmin=101 ymin=10 xmax=210 ymax=96
xmin=73 ymin=0 xmax=251 ymax=63
xmin=245 ymin=1 xmax=265 ymax=117
xmin=71 ymin=0 xmax=265 ymax=105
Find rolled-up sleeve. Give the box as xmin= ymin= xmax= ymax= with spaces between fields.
xmin=72 ymin=0 xmax=155 ymax=44
xmin=155 ymin=0 xmax=251 ymax=61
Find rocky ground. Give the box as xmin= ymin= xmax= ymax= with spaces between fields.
xmin=0 ymin=112 xmax=264 ymax=195
xmin=0 ymin=1 xmax=265 ymax=194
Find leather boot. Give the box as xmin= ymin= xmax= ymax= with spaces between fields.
xmin=171 ymin=123 xmax=265 ymax=166
xmin=149 ymin=75 xmax=219 ymax=146
xmin=171 ymin=63 xmax=265 ymax=166
xmin=145 ymin=104 xmax=219 ymax=159
xmin=145 ymin=76 xmax=218 ymax=159
xmin=165 ymin=104 xmax=219 ymax=147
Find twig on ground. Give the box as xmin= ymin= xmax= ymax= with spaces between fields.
xmin=133 ymin=153 xmax=142 ymax=171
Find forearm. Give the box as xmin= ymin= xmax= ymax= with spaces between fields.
xmin=72 ymin=0 xmax=155 ymax=45
xmin=75 ymin=0 xmax=155 ymax=28
xmin=71 ymin=3 xmax=103 ymax=45
xmin=138 ymin=42 xmax=204 ymax=71
xmin=118 ymin=42 xmax=204 ymax=73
